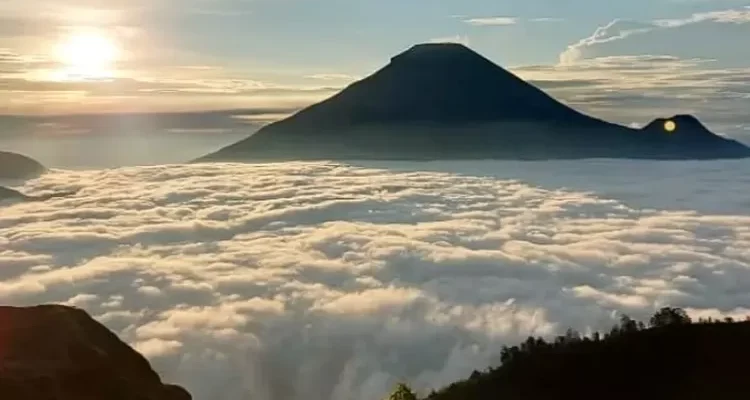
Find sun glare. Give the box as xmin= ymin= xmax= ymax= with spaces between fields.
xmin=55 ymin=30 xmax=119 ymax=80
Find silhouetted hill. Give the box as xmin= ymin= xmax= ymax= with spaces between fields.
xmin=0 ymin=186 xmax=78 ymax=204
xmin=0 ymin=185 xmax=27 ymax=201
xmin=0 ymin=305 xmax=191 ymax=400
xmin=0 ymin=151 xmax=46 ymax=179
xmin=196 ymin=43 xmax=750 ymax=162
xmin=391 ymin=308 xmax=750 ymax=400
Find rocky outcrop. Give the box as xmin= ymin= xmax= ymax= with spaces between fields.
xmin=0 ymin=305 xmax=191 ymax=400
xmin=0 ymin=151 xmax=46 ymax=180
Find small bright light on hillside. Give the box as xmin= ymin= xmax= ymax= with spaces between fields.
xmin=664 ymin=120 xmax=677 ymax=133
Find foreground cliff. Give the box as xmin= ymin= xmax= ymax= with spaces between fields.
xmin=0 ymin=305 xmax=191 ymax=400
xmin=396 ymin=307 xmax=750 ymax=400
xmin=196 ymin=43 xmax=750 ymax=162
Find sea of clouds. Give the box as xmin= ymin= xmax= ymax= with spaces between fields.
xmin=2 ymin=160 xmax=750 ymax=400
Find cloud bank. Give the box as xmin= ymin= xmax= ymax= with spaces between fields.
xmin=2 ymin=162 xmax=750 ymax=400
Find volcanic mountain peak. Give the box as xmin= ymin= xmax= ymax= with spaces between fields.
xmin=390 ymin=42 xmax=486 ymax=64
xmin=195 ymin=43 xmax=750 ymax=162
xmin=276 ymin=41 xmax=591 ymax=128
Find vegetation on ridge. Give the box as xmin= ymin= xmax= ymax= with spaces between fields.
xmin=387 ymin=307 xmax=750 ymax=400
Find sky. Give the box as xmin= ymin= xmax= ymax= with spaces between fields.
xmin=1 ymin=0 xmax=749 ymax=133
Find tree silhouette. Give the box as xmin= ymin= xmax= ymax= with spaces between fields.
xmin=389 ymin=383 xmax=418 ymax=400
xmin=420 ymin=306 xmax=750 ymax=400
xmin=649 ymin=307 xmax=691 ymax=327
xmin=619 ymin=314 xmax=639 ymax=333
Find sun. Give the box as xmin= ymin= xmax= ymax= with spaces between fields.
xmin=664 ymin=120 xmax=677 ymax=133
xmin=54 ymin=30 xmax=119 ymax=80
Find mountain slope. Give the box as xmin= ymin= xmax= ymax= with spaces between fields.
xmin=196 ymin=43 xmax=750 ymax=162
xmin=421 ymin=311 xmax=750 ymax=400
xmin=0 ymin=151 xmax=46 ymax=179
xmin=0 ymin=305 xmax=191 ymax=400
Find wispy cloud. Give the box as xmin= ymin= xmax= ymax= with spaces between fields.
xmin=654 ymin=8 xmax=750 ymax=26
xmin=559 ymin=7 xmax=750 ymax=66
xmin=463 ymin=17 xmax=518 ymax=26
xmin=460 ymin=16 xmax=562 ymax=26
xmin=512 ymin=55 xmax=750 ymax=130
xmin=0 ymin=65 xmax=342 ymax=114
xmin=530 ymin=17 xmax=564 ymax=23
xmin=546 ymin=6 xmax=750 ymax=133
xmin=428 ymin=35 xmax=471 ymax=46
xmin=305 ymin=73 xmax=360 ymax=82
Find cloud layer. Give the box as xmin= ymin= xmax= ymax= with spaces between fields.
xmin=2 ymin=161 xmax=750 ymax=400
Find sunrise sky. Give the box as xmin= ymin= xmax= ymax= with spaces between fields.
xmin=1 ymin=0 xmax=748 ymax=132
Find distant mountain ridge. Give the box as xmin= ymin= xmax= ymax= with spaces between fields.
xmin=196 ymin=43 xmax=750 ymax=162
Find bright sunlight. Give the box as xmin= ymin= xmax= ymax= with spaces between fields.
xmin=54 ymin=29 xmax=120 ymax=80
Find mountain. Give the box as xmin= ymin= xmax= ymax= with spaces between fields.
xmin=196 ymin=43 xmax=750 ymax=162
xmin=0 ymin=151 xmax=46 ymax=179
xmin=0 ymin=305 xmax=191 ymax=400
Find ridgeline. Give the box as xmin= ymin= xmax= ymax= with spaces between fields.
xmin=197 ymin=43 xmax=750 ymax=162
xmin=388 ymin=307 xmax=750 ymax=400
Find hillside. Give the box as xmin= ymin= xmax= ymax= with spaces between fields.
xmin=196 ymin=43 xmax=750 ymax=162
xmin=0 ymin=305 xmax=191 ymax=400
xmin=389 ymin=307 xmax=750 ymax=400
xmin=0 ymin=150 xmax=46 ymax=179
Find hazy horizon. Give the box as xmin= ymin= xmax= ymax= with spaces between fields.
xmin=1 ymin=0 xmax=749 ymax=131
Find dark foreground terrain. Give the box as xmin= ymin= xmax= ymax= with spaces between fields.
xmin=390 ymin=307 xmax=750 ymax=400
xmin=0 ymin=305 xmax=191 ymax=400
xmin=5 ymin=304 xmax=747 ymax=400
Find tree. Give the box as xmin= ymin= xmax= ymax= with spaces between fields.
xmin=564 ymin=328 xmax=581 ymax=343
xmin=500 ymin=346 xmax=512 ymax=364
xmin=619 ymin=314 xmax=638 ymax=333
xmin=649 ymin=307 xmax=691 ymax=328
xmin=389 ymin=383 xmax=418 ymax=400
